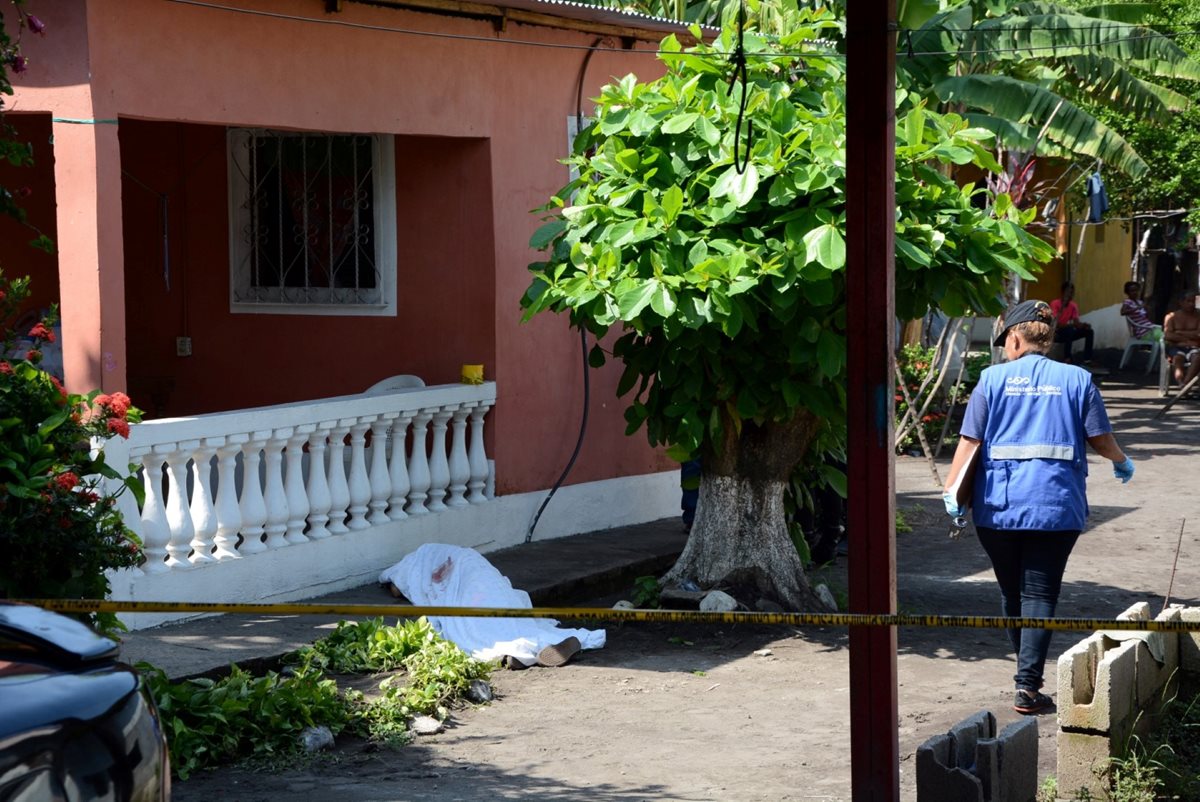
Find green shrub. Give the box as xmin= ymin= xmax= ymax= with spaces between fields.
xmin=144 ymin=617 xmax=497 ymax=773
xmin=138 ymin=662 xmax=348 ymax=780
xmin=0 ymin=272 xmax=143 ymax=635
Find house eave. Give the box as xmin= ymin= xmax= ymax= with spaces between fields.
xmin=350 ymin=0 xmax=713 ymax=43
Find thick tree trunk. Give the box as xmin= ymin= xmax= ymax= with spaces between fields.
xmin=662 ymin=411 xmax=831 ymax=611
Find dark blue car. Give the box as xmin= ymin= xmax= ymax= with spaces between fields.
xmin=0 ymin=604 xmax=170 ymax=801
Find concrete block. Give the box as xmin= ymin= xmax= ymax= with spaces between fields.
xmin=995 ymin=717 xmax=1038 ymax=802
xmin=1056 ymin=730 xmax=1113 ymax=801
xmin=1056 ymin=634 xmax=1137 ymax=732
xmin=1133 ymin=607 xmax=1181 ymax=711
xmin=917 ymin=734 xmax=986 ymax=802
xmin=1180 ymin=608 xmax=1200 ymax=675
xmin=920 ymin=711 xmax=1040 ymax=802
xmin=917 ymin=711 xmax=996 ymax=802
xmin=950 ymin=710 xmax=994 ymax=770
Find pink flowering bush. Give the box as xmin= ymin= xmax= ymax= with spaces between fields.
xmin=0 ymin=272 xmax=143 ymax=635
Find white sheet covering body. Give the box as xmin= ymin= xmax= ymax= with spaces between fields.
xmin=379 ymin=543 xmax=605 ymax=667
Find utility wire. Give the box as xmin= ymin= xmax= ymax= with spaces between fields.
xmin=164 ymin=0 xmax=1200 ymax=61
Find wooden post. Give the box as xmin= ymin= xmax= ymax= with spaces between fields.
xmin=845 ymin=4 xmax=899 ymax=801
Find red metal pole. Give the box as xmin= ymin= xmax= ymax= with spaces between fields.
xmin=845 ymin=3 xmax=899 ymax=801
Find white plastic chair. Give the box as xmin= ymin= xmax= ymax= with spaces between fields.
xmin=363 ymin=374 xmax=426 ymax=395
xmin=1119 ymin=322 xmax=1161 ymax=375
xmin=1160 ymin=346 xmax=1197 ymax=398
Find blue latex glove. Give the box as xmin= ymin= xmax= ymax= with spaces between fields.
xmin=1113 ymin=457 xmax=1135 ymax=483
xmin=943 ymin=492 xmax=966 ymax=517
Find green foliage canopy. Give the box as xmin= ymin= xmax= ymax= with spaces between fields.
xmin=899 ymin=1 xmax=1200 ymax=180
xmin=523 ymin=14 xmax=1055 ymax=463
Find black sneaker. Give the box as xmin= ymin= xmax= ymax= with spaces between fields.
xmin=1013 ymin=689 xmax=1055 ymax=715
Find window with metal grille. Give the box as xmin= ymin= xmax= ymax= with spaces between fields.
xmin=227 ymin=129 xmax=396 ymax=315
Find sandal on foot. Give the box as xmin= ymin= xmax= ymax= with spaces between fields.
xmin=536 ymin=636 xmax=581 ymax=668
xmin=1013 ymin=689 xmax=1055 ymax=715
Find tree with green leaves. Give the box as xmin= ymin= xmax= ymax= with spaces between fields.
xmin=1071 ymin=0 xmax=1200 ymax=225
xmin=899 ymin=1 xmax=1200 ymax=182
xmin=522 ymin=12 xmax=1056 ymax=609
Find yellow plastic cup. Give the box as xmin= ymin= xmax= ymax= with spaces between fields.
xmin=461 ymin=364 xmax=484 ymax=385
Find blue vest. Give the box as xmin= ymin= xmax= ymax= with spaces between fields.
xmin=972 ymin=355 xmax=1091 ymax=531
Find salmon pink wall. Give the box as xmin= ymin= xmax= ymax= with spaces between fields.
xmin=119 ymin=120 xmax=496 ymax=418
xmin=12 ymin=0 xmax=675 ymax=492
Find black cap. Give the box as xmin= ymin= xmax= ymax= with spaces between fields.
xmin=993 ymin=299 xmax=1053 ymax=346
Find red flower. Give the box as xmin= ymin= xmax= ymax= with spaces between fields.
xmin=9 ymin=55 xmax=28 ymax=74
xmin=55 ymin=472 xmax=80 ymax=492
xmin=0 ymin=289 xmax=6 ymax=302
xmin=107 ymin=418 xmax=130 ymax=438
xmin=25 ymin=14 xmax=46 ymax=35
xmin=0 ymin=362 xmax=11 ymax=375
xmin=81 ymin=491 xmax=100 ymax=504
xmin=29 ymin=322 xmax=54 ymax=343
xmin=26 ymin=349 xmax=41 ymax=363
xmin=49 ymin=375 xmax=68 ymax=404
xmin=15 ymin=186 xmax=32 ymax=199
xmin=107 ymin=392 xmax=131 ymax=416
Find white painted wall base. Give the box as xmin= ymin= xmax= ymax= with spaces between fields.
xmin=1080 ymin=303 xmax=1128 ymax=351
xmin=109 ymin=469 xmax=680 ymax=630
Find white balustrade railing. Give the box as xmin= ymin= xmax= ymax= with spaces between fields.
xmin=103 ymin=382 xmax=497 ymax=574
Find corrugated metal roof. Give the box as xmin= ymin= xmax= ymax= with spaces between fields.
xmin=493 ymin=0 xmax=719 ymax=36
xmin=356 ymin=0 xmax=719 ymax=38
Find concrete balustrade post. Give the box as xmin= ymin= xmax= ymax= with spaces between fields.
xmin=304 ymin=424 xmax=333 ymax=540
xmin=187 ymin=441 xmax=219 ymax=564
xmin=213 ymin=435 xmax=247 ymax=559
xmin=284 ymin=425 xmax=315 ymax=544
xmin=237 ymin=434 xmax=269 ymax=554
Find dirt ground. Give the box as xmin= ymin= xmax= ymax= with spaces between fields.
xmin=173 ymin=377 xmax=1200 ymax=802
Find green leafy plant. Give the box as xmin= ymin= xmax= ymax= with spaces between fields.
xmin=290 ymin=616 xmax=434 ymax=673
xmin=1101 ymin=684 xmax=1200 ymax=802
xmin=522 ymin=12 xmax=1054 ymax=609
xmin=894 ymin=344 xmax=990 ymax=454
xmin=143 ymin=618 xmax=493 ymax=778
xmin=295 ymin=617 xmax=490 ymax=744
xmin=631 ymin=575 xmax=661 ymax=608
xmin=895 ymin=344 xmax=948 ymax=452
xmin=1036 ymin=776 xmax=1058 ymax=802
xmin=0 ymin=273 xmax=143 ymax=635
xmin=139 ymin=662 xmax=349 ymax=780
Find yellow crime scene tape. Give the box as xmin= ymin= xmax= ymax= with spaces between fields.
xmin=17 ymin=599 xmax=1200 ymax=634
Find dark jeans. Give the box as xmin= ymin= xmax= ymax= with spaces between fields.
xmin=680 ymin=460 xmax=701 ymax=530
xmin=1055 ymin=326 xmax=1093 ymax=362
xmin=976 ymin=527 xmax=1080 ymax=692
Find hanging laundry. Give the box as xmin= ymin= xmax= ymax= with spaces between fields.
xmin=1085 ymin=171 xmax=1109 ymax=224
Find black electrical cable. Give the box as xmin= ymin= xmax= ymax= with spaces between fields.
xmin=525 ymin=324 xmax=590 ymax=542
xmin=728 ymin=1 xmax=752 ymax=175
xmin=525 ymin=38 xmax=602 ymax=544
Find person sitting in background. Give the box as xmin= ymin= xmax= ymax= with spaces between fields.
xmin=1119 ymin=281 xmax=1160 ymax=341
xmin=1049 ymin=282 xmax=1094 ymax=364
xmin=1163 ymin=288 xmax=1200 ymax=388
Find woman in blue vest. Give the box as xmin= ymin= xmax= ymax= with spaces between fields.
xmin=943 ymin=300 xmax=1134 ymax=715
